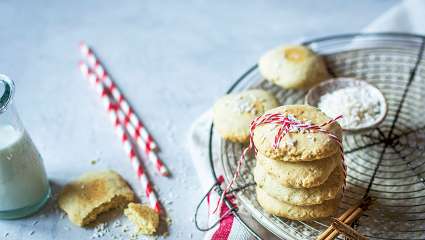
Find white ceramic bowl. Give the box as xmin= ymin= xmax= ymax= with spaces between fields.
xmin=305 ymin=78 xmax=388 ymax=132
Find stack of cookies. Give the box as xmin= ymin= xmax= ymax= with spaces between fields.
xmin=253 ymin=105 xmax=345 ymax=220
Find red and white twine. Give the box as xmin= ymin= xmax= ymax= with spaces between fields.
xmin=79 ymin=63 xmax=161 ymax=213
xmin=213 ymin=112 xmax=346 ymax=214
xmin=79 ymin=42 xmax=158 ymax=151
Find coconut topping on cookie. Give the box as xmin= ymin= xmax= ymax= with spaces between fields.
xmin=213 ymin=89 xmax=279 ymax=143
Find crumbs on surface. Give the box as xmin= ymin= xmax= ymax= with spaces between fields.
xmin=91 ymin=223 xmax=109 ymax=239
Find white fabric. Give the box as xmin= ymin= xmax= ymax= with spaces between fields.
xmin=188 ymin=111 xmax=216 ymax=191
xmin=365 ymin=0 xmax=425 ymax=33
xmin=188 ymin=111 xmax=220 ymax=240
xmin=187 ymin=0 xmax=425 ymax=239
xmin=188 ymin=111 xmax=262 ymax=240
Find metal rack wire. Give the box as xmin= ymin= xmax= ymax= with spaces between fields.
xmin=208 ymin=33 xmax=425 ymax=239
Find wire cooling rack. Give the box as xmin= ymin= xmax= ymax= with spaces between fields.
xmin=208 ymin=33 xmax=425 ymax=239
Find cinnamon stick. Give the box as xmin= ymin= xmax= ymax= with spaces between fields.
xmin=316 ymin=202 xmax=361 ymax=240
xmin=317 ymin=197 xmax=372 ymax=240
xmin=331 ymin=218 xmax=367 ymax=240
xmin=323 ymin=208 xmax=364 ymax=240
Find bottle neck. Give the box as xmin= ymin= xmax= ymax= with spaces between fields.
xmin=0 ymin=74 xmax=15 ymax=114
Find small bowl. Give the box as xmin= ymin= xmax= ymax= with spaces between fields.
xmin=305 ymin=78 xmax=388 ymax=133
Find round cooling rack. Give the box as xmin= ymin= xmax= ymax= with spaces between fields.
xmin=208 ymin=33 xmax=425 ymax=240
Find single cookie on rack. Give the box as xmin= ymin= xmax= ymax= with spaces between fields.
xmin=257 ymin=152 xmax=340 ymax=188
xmin=58 ymin=170 xmax=135 ymax=226
xmin=124 ymin=203 xmax=159 ymax=235
xmin=256 ymin=187 xmax=340 ymax=220
xmin=253 ymin=105 xmax=342 ymax=161
xmin=258 ymin=44 xmax=330 ymax=89
xmin=213 ymin=89 xmax=279 ymax=143
xmin=254 ymin=163 xmax=344 ymax=206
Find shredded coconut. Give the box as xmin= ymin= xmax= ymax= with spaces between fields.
xmin=112 ymin=220 xmax=122 ymax=228
xmin=225 ymin=95 xmax=266 ymax=115
xmin=285 ymin=137 xmax=297 ymax=147
xmin=318 ymin=86 xmax=381 ymax=128
xmin=91 ymin=223 xmax=109 ymax=239
xmin=237 ymin=95 xmax=261 ymax=114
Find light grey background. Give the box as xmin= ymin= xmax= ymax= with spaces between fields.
xmin=0 ymin=1 xmax=397 ymax=239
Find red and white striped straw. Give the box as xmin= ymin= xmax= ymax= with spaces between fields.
xmin=79 ymin=58 xmax=168 ymax=176
xmin=79 ymin=43 xmax=169 ymax=176
xmin=79 ymin=63 xmax=161 ymax=213
xmin=116 ymin=110 xmax=169 ymax=176
xmin=79 ymin=42 xmax=157 ymax=151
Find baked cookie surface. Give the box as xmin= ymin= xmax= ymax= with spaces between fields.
xmin=253 ymin=105 xmax=342 ymax=161
xmin=256 ymin=187 xmax=340 ymax=220
xmin=256 ymin=152 xmax=340 ymax=188
xmin=213 ymin=89 xmax=279 ymax=143
xmin=258 ymin=44 xmax=330 ymax=89
xmin=254 ymin=163 xmax=344 ymax=205
xmin=58 ymin=170 xmax=135 ymax=226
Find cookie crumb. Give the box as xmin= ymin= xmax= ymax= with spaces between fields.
xmin=124 ymin=203 xmax=159 ymax=235
xmin=166 ymin=217 xmax=172 ymax=226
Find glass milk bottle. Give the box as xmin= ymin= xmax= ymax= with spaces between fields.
xmin=0 ymin=74 xmax=50 ymax=219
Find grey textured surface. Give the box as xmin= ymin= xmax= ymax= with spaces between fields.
xmin=0 ymin=1 xmax=397 ymax=239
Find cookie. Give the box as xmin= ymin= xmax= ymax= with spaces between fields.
xmin=124 ymin=203 xmax=159 ymax=235
xmin=58 ymin=170 xmax=135 ymax=226
xmin=213 ymin=89 xmax=279 ymax=143
xmin=258 ymin=44 xmax=330 ymax=89
xmin=256 ymin=187 xmax=340 ymax=220
xmin=253 ymin=105 xmax=342 ymax=161
xmin=254 ymin=163 xmax=344 ymax=205
xmin=256 ymin=152 xmax=340 ymax=188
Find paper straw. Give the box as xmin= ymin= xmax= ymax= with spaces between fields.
xmin=78 ymin=55 xmax=169 ymax=176
xmin=79 ymin=62 xmax=161 ymax=213
xmin=116 ymin=110 xmax=169 ymax=176
xmin=80 ymin=42 xmax=157 ymax=151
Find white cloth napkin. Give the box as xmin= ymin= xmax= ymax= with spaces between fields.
xmin=365 ymin=0 xmax=425 ymax=33
xmin=187 ymin=1 xmax=425 ymax=239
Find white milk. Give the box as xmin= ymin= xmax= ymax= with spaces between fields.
xmin=0 ymin=125 xmax=49 ymax=211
